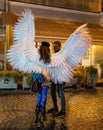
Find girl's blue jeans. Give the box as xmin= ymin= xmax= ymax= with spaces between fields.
xmin=36 ymin=86 xmax=49 ymax=107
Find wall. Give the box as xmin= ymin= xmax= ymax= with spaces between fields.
xmin=91 ymin=45 xmax=103 ymax=65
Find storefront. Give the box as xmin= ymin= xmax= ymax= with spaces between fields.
xmin=0 ymin=11 xmax=103 ymax=69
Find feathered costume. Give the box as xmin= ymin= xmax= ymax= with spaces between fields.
xmin=7 ymin=8 xmax=92 ymax=84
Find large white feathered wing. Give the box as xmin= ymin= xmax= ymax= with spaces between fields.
xmin=7 ymin=9 xmax=92 ymax=83
xmin=7 ymin=9 xmax=42 ymax=73
xmin=48 ymin=23 xmax=92 ymax=83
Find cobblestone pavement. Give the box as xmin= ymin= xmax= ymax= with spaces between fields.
xmin=0 ymin=87 xmax=103 ymax=130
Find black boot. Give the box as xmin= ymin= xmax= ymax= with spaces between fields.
xmin=35 ymin=105 xmax=41 ymax=123
xmin=40 ymin=106 xmax=46 ymax=122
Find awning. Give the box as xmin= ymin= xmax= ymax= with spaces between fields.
xmin=1 ymin=11 xmax=103 ymax=43
xmin=1 ymin=11 xmax=79 ymax=42
xmin=35 ymin=17 xmax=81 ymax=42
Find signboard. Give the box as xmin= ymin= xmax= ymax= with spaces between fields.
xmin=82 ymin=59 xmax=90 ymax=67
xmin=0 ymin=0 xmax=7 ymax=11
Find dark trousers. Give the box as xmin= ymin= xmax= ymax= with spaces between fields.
xmin=51 ymin=82 xmax=66 ymax=112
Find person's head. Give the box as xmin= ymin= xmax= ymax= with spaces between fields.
xmin=53 ymin=41 xmax=61 ymax=53
xmin=39 ymin=41 xmax=51 ymax=64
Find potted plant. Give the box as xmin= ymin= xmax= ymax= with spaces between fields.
xmin=73 ymin=71 xmax=83 ymax=85
xmin=71 ymin=71 xmax=84 ymax=92
xmin=22 ymin=72 xmax=32 ymax=90
xmin=98 ymin=60 xmax=103 ymax=78
xmin=0 ymin=70 xmax=21 ymax=89
xmin=85 ymin=65 xmax=98 ymax=88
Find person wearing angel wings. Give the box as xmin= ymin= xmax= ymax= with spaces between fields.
xmin=7 ymin=9 xmax=92 ymax=120
xmin=47 ymin=41 xmax=66 ymax=117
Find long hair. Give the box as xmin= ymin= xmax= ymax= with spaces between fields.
xmin=39 ymin=41 xmax=51 ymax=64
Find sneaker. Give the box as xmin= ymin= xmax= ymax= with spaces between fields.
xmin=47 ymin=108 xmax=58 ymax=114
xmin=55 ymin=110 xmax=66 ymax=117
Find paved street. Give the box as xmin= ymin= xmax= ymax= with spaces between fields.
xmin=0 ymin=87 xmax=103 ymax=130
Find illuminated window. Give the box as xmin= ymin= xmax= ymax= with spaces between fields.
xmin=34 ymin=42 xmax=41 ymax=48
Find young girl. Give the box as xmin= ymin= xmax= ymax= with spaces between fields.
xmin=32 ymin=41 xmax=50 ymax=122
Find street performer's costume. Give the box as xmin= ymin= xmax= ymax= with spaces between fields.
xmin=7 ymin=9 xmax=92 ymax=83
xmin=7 ymin=8 xmax=92 ymax=122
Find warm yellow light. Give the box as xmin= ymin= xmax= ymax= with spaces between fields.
xmin=34 ymin=42 xmax=36 ymax=46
